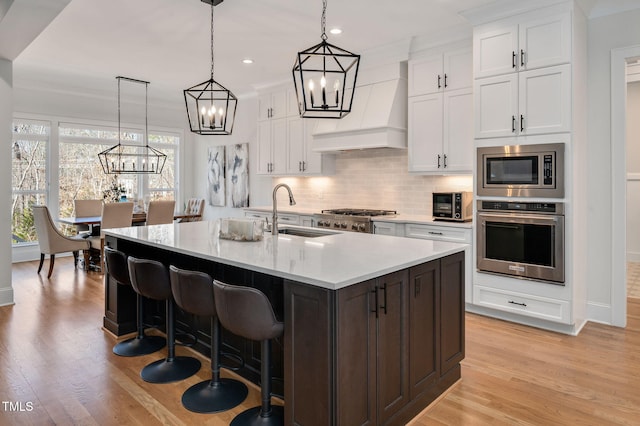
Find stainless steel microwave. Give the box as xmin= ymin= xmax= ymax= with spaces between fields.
xmin=477 ymin=143 xmax=564 ymax=198
xmin=433 ymin=192 xmax=473 ymax=222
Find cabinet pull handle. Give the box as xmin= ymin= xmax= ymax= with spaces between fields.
xmin=437 ymin=154 xmax=441 ymax=168
xmin=444 ymin=73 xmax=448 ymax=88
xmin=443 ymin=154 xmax=447 ymax=168
xmin=415 ymin=282 xmax=421 ymax=297
xmin=371 ymin=288 xmax=379 ymax=318
xmin=428 ymin=231 xmax=444 ymax=236
xmin=508 ymin=300 xmax=527 ymax=307
xmin=299 ymin=161 xmax=302 ymax=172
xmin=437 ymin=74 xmax=441 ymax=89
xmin=512 ymin=115 xmax=516 ymax=133
xmin=520 ymin=49 xmax=525 ymax=67
xmin=520 ymin=114 xmax=524 ymax=132
xmin=512 ymin=51 xmax=517 ymax=68
xmin=302 ymin=161 xmax=306 ymax=171
xmin=380 ymin=284 xmax=388 ymax=315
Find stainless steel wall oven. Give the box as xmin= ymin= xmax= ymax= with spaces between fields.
xmin=477 ymin=200 xmax=565 ymax=284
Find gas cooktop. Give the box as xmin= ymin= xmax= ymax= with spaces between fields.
xmin=315 ymin=209 xmax=397 ymax=233
xmin=320 ymin=209 xmax=397 ymax=217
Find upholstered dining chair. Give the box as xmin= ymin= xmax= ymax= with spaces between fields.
xmin=146 ymin=200 xmax=176 ymax=225
xmin=73 ymin=199 xmax=103 ymax=236
xmin=88 ymin=202 xmax=134 ymax=272
xmin=181 ymin=198 xmax=205 ymax=222
xmin=32 ymin=205 xmax=91 ymax=278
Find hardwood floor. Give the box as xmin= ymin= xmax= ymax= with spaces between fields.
xmin=2 ymin=258 xmax=640 ymax=425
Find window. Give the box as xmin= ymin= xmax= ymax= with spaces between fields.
xmin=11 ymin=120 xmax=50 ymax=245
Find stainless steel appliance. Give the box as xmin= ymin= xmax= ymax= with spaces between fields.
xmin=477 ymin=143 xmax=564 ymax=198
xmin=433 ymin=192 xmax=473 ymax=222
xmin=314 ymin=209 xmax=397 ymax=233
xmin=477 ymin=200 xmax=565 ymax=284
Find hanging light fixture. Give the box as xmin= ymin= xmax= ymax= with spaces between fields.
xmin=292 ymin=0 xmax=360 ymax=119
xmin=98 ymin=76 xmax=167 ymax=174
xmin=184 ymin=0 xmax=237 ymax=135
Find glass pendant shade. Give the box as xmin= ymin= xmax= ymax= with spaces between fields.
xmin=98 ymin=76 xmax=166 ymax=175
xmin=184 ymin=78 xmax=237 ymax=135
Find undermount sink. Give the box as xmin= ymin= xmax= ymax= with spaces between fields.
xmin=278 ymin=227 xmax=338 ymax=238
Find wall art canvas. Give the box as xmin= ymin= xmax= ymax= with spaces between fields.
xmin=227 ymin=143 xmax=250 ymax=208
xmin=207 ymin=145 xmax=226 ymax=206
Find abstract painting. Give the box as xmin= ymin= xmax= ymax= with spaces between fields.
xmin=227 ymin=143 xmax=250 ymax=208
xmin=207 ymin=145 xmax=225 ymax=206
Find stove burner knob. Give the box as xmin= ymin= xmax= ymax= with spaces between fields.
xmin=351 ymin=224 xmax=358 ymax=231
xmin=340 ymin=222 xmax=348 ymax=229
xmin=333 ymin=222 xmax=341 ymax=228
xmin=357 ymin=223 xmax=366 ymax=232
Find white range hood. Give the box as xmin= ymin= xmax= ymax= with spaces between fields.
xmin=311 ymin=73 xmax=408 ymax=152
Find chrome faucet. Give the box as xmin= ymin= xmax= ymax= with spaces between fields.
xmin=272 ymin=183 xmax=296 ymax=235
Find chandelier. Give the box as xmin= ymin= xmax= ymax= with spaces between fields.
xmin=292 ymin=0 xmax=360 ymax=119
xmin=184 ymin=0 xmax=237 ymax=135
xmin=98 ymin=77 xmax=167 ymax=174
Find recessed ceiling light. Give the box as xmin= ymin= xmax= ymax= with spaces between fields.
xmin=329 ymin=28 xmax=342 ymax=35
xmin=242 ymin=58 xmax=254 ymax=64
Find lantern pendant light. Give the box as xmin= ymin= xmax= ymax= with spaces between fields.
xmin=184 ymin=0 xmax=237 ymax=135
xmin=292 ymin=0 xmax=360 ymax=119
xmin=98 ymin=76 xmax=167 ymax=175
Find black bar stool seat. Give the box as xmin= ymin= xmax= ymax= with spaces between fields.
xmin=213 ymin=280 xmax=284 ymax=426
xmin=169 ymin=266 xmax=248 ymax=413
xmin=128 ymin=256 xmax=201 ymax=383
xmin=104 ymin=246 xmax=165 ymax=357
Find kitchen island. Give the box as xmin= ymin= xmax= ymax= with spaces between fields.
xmin=103 ymin=221 xmax=466 ymax=426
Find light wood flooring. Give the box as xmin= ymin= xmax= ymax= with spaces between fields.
xmin=2 ymin=258 xmax=639 ymax=425
xmin=627 ymin=262 xmax=640 ymax=299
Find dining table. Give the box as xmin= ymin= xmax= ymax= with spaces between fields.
xmin=58 ymin=212 xmax=201 ymax=228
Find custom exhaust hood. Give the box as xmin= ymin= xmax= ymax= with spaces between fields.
xmin=311 ymin=64 xmax=408 ymax=152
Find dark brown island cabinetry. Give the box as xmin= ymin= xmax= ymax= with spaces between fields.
xmin=103 ymin=234 xmax=464 ymax=426
xmin=286 ymin=251 xmax=465 ymax=426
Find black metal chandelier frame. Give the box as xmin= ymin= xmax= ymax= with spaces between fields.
xmin=184 ymin=0 xmax=237 ymax=135
xmin=292 ymin=0 xmax=360 ymax=119
xmin=98 ymin=76 xmax=167 ymax=175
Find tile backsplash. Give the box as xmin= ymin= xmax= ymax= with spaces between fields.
xmin=274 ymin=148 xmax=472 ymax=215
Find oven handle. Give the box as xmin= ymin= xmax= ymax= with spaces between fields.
xmin=478 ymin=212 xmax=562 ymax=224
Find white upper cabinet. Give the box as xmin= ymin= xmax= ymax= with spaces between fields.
xmin=408 ymin=44 xmax=473 ymax=174
xmin=408 ymin=48 xmax=472 ymax=96
xmin=474 ymin=73 xmax=519 ymax=139
xmin=258 ymin=89 xmax=288 ymax=121
xmin=474 ymin=12 xmax=571 ymax=79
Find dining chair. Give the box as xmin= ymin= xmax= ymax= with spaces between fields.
xmin=73 ymin=199 xmax=103 ymax=236
xmin=181 ymin=198 xmax=205 ymax=222
xmin=32 ymin=205 xmax=91 ymax=278
xmin=88 ymin=202 xmax=134 ymax=272
xmin=146 ymin=200 xmax=176 ymax=225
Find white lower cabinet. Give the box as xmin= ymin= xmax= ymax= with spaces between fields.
xmin=299 ymin=214 xmax=315 ymax=227
xmin=474 ymin=285 xmax=571 ymax=323
xmin=372 ymin=221 xmax=401 ymax=236
xmin=402 ymin=223 xmax=473 ymax=304
xmin=244 ymin=210 xmax=302 ymax=227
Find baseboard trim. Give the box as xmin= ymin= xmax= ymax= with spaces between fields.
xmin=586 ymin=301 xmax=616 ymax=326
xmin=0 ymin=286 xmax=15 ymax=307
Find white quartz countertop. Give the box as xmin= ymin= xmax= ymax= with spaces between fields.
xmin=105 ymin=221 xmax=466 ymax=290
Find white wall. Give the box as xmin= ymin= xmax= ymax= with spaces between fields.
xmin=0 ymin=58 xmax=14 ymax=306
xmin=627 ymin=81 xmax=640 ymax=262
xmin=587 ymin=10 xmax=640 ymax=314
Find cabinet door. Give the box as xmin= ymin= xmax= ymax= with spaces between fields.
xmin=408 ymin=54 xmax=443 ymax=96
xmin=256 ymin=120 xmax=272 ymax=174
xmin=443 ymin=88 xmax=473 ymax=173
xmin=473 ymin=25 xmax=518 ymax=78
xmin=440 ymin=252 xmax=465 ymax=375
xmin=377 ymin=270 xmax=409 ymax=425
xmin=373 ymin=221 xmax=398 ymax=236
xmin=474 ymin=73 xmax=518 ymax=138
xmin=257 ymin=93 xmax=272 ymax=121
xmin=443 ymin=48 xmax=472 ymax=91
xmin=519 ymin=13 xmax=571 ymax=71
xmin=408 ymin=260 xmax=439 ymax=399
xmin=270 ymin=90 xmax=288 ymax=119
xmin=270 ymin=118 xmax=287 ymax=174
xmin=408 ymin=93 xmax=443 ymax=172
xmin=286 ymin=87 xmax=301 ymax=117
xmin=299 ymin=215 xmax=314 ymax=227
xmin=286 ymin=117 xmax=305 ymax=174
xmin=336 ymin=280 xmax=377 ymax=426
xmin=519 ymin=64 xmax=571 ymax=135
xmin=303 ymin=119 xmax=323 ymax=174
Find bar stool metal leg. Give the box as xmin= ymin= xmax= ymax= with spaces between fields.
xmin=113 ymin=293 xmax=165 ymax=357
xmin=181 ymin=316 xmax=248 ymax=413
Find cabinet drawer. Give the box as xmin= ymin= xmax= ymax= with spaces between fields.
xmin=405 ymin=224 xmax=471 ymax=243
xmin=245 ymin=211 xmax=270 ymax=220
xmin=474 ymin=285 xmax=570 ymax=323
xmin=276 ymin=213 xmax=300 ymax=225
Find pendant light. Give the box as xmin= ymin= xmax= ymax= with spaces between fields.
xmin=292 ymin=0 xmax=360 ymax=119
xmin=98 ymin=76 xmax=167 ymax=174
xmin=184 ymin=0 xmax=237 ymax=135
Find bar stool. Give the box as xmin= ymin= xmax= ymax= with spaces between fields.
xmin=104 ymin=247 xmax=166 ymax=357
xmin=213 ymin=280 xmax=284 ymax=426
xmin=127 ymin=256 xmax=201 ymax=383
xmin=169 ymin=266 xmax=248 ymax=413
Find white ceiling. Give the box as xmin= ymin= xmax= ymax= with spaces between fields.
xmin=8 ymin=0 xmax=640 ymax=104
